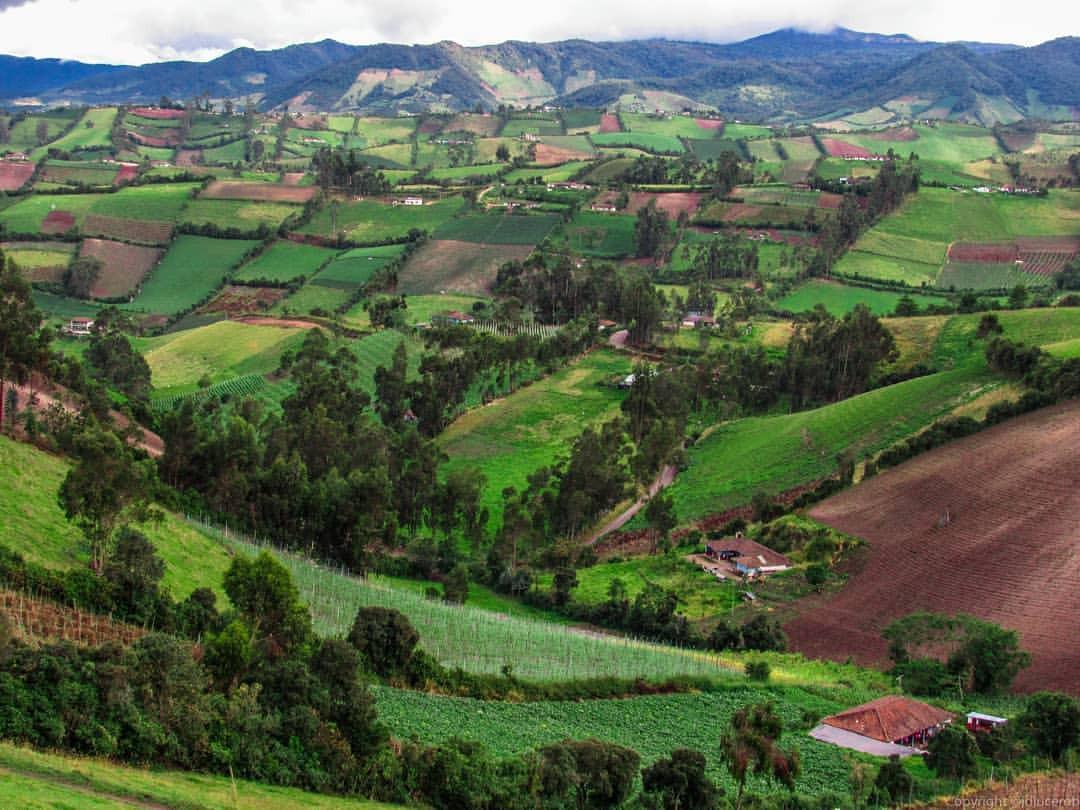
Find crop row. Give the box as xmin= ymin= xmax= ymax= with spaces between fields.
xmin=151 ymin=373 xmax=266 ymax=411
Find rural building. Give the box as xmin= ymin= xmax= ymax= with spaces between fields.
xmin=617 ymin=373 xmax=637 ymax=389
xmin=704 ymin=535 xmax=791 ymax=577
xmin=439 ymin=311 xmax=475 ymax=325
xmin=966 ymin=712 xmax=1007 ymax=733
xmin=66 ymin=317 xmax=94 ymax=336
xmin=810 ymin=696 xmax=952 ymax=756
xmin=681 ymin=313 xmax=716 ymax=329
xmin=597 ymin=319 xmax=617 ymax=331
xmin=591 ymin=202 xmax=618 ymax=213
xmin=394 ymin=197 xmax=424 ymax=206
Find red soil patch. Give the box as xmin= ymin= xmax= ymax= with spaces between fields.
xmin=821 ymin=138 xmax=874 ymax=159
xmin=236 ymin=316 xmax=319 ymax=329
xmin=41 ymin=210 xmax=76 ymax=234
xmin=114 ymin=163 xmax=139 ymax=185
xmin=999 ymin=130 xmax=1037 ymax=152
xmin=131 ymin=107 xmax=186 ymax=120
xmin=175 ymin=149 xmax=203 ymax=167
xmin=595 ymin=191 xmax=704 ymax=217
xmin=202 ymin=180 xmax=315 ymax=203
xmin=816 ymin=192 xmax=844 ymax=209
xmin=722 ymin=204 xmax=762 ymax=222
xmin=785 ymin=400 xmax=1080 ymax=694
xmin=291 ymin=114 xmax=328 ymax=130
xmin=0 ymin=160 xmax=34 ymax=191
xmin=128 ymin=130 xmax=178 ymax=148
xmin=83 ymin=214 xmax=172 ymax=245
xmin=79 ymin=238 xmax=163 ymax=299
xmin=863 ymin=126 xmax=919 ymax=142
xmin=443 ymin=114 xmax=502 ymax=136
xmin=1 ymin=589 xmax=146 ymax=647
xmin=202 ymin=285 xmax=287 ymax=315
xmin=948 ymin=241 xmax=1019 ymax=263
xmin=598 ymin=113 xmax=622 ymax=133
xmin=533 ymin=142 xmax=595 ymax=166
xmin=281 ymin=172 xmax=306 ymax=186
xmin=417 ymin=117 xmax=444 ymax=135
xmin=694 ymin=118 xmax=725 ymax=132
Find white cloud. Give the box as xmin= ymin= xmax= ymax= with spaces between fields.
xmin=0 ymin=0 xmax=1076 ymax=64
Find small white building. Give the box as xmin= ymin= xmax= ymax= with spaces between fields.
xmin=66 ymin=317 xmax=94 ymax=336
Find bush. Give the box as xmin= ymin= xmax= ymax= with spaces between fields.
xmin=745 ymin=660 xmax=771 ymax=682
xmin=348 ymin=606 xmax=420 ymax=677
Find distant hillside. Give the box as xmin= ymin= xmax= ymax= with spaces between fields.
xmin=3 ymin=28 xmax=1079 ymax=124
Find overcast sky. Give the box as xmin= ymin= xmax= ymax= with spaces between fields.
xmin=2 ymin=0 xmax=1077 ymax=64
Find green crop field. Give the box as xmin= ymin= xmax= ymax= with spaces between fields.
xmin=233 ymin=241 xmax=338 ymax=284
xmin=554 ymin=211 xmax=637 ymax=257
xmin=300 ymin=196 xmax=465 ymax=242
xmin=936 ymin=263 xmax=1049 ymax=291
xmin=0 ymin=193 xmax=103 ymax=234
xmin=313 ymin=244 xmax=407 ymax=288
xmin=346 ymin=329 xmax=424 ymax=395
xmin=131 ymin=236 xmax=258 ymax=315
xmin=141 ymin=320 xmax=308 ymax=394
xmin=373 ymin=686 xmax=853 ymax=797
xmin=501 ymin=118 xmax=562 ymax=137
xmin=776 ymin=280 xmax=948 ymax=316
xmin=433 ymin=212 xmax=560 ymax=245
xmin=0 ymin=436 xmax=232 ymax=598
xmin=686 ymin=138 xmax=745 ymax=160
xmin=428 ymin=164 xmax=504 ymax=181
xmin=275 ymin=283 xmax=353 ymax=314
xmin=590 ymin=132 xmax=686 ymax=154
xmin=354 ymin=116 xmax=418 ymax=145
xmin=843 ymin=123 xmax=1001 ymax=164
xmin=834 ymin=188 xmax=1080 ymax=287
xmin=40 ymin=159 xmax=117 ymax=186
xmin=439 ymin=350 xmax=632 ymax=527
xmin=5 ymin=113 xmax=73 ymax=150
xmin=668 ymin=365 xmax=1000 ymax=521
xmin=561 ymin=109 xmax=603 ymax=131
xmin=180 ymin=198 xmax=299 ymax=231
xmin=90 ymin=182 xmax=200 ymax=221
xmin=503 ymin=161 xmax=594 ymax=184
xmin=401 ymin=293 xmax=488 ymax=325
xmin=29 ymin=107 xmax=117 ymax=158
xmin=620 ymin=113 xmax=711 ymax=139
xmin=199 ymin=138 xmax=248 ymax=163
xmin=721 ymin=123 xmax=773 ymax=140
xmin=0 ymin=742 xmax=399 ymax=809
xmin=356 ymin=143 xmax=413 ymax=168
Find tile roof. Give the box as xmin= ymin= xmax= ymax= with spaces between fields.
xmin=823 ymin=696 xmax=952 ymax=743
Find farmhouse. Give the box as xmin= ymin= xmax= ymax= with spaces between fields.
xmin=681 ymin=313 xmax=716 ymax=329
xmin=810 ymin=696 xmax=952 ymax=756
xmin=704 ymin=535 xmax=791 ymax=577
xmin=436 ymin=311 xmax=475 ymax=325
xmin=66 ymin=317 xmax=94 ymax=336
xmin=393 ymin=196 xmax=424 ymax=206
xmin=966 ymin=712 xmax=1007 ymax=733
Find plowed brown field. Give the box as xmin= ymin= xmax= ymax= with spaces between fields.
xmin=786 ymin=400 xmax=1080 ymax=693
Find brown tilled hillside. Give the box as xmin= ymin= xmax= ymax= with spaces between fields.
xmin=785 ymin=399 xmax=1080 ymax=694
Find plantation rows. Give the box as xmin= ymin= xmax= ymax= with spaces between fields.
xmin=467 ymin=320 xmax=562 ymax=339
xmin=150 ymin=373 xmax=266 ymax=411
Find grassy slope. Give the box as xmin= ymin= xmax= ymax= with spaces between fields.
xmin=140 ymin=320 xmax=307 ymax=394
xmin=90 ymin=183 xmax=199 ymax=221
xmin=438 ymin=350 xmax=632 ymax=527
xmin=0 ymin=743 xmax=399 ymax=809
xmin=0 ymin=436 xmax=231 ymax=598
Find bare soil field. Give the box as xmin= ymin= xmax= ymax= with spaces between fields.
xmin=694 ymin=118 xmax=725 ymax=132
xmin=913 ymin=772 xmax=1080 ymax=809
xmin=947 ymin=238 xmax=1080 ymax=277
xmin=594 ymin=191 xmax=704 ymax=217
xmin=821 ymin=138 xmax=875 ymax=159
xmin=202 ymin=180 xmax=315 ymax=203
xmin=396 ymin=239 xmax=532 ymax=295
xmin=1 ymin=589 xmax=146 ymax=647
xmin=130 ymin=107 xmax=186 ymax=120
xmin=534 ymin=143 xmax=594 ymax=166
xmin=175 ymin=149 xmax=203 ymax=167
xmin=82 ymin=214 xmax=173 ymax=245
xmin=786 ymin=400 xmax=1080 ymax=693
xmin=816 ymin=192 xmax=844 ymax=209
xmin=202 ymin=285 xmax=288 ymax=315
xmin=40 ymin=211 xmax=76 ymax=234
xmin=79 ymin=238 xmax=163 ymax=299
xmin=0 ymin=161 xmax=34 ymax=191
xmin=598 ymin=113 xmax=622 ymax=133
xmin=114 ymin=163 xmax=139 ymax=185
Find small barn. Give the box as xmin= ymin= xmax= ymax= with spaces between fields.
xmin=66 ymin=317 xmax=95 ymax=336
xmin=966 ymin=712 xmax=1007 ymax=733
xmin=810 ymin=696 xmax=952 ymax=756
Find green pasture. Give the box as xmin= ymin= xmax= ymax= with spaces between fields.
xmin=439 ymin=349 xmax=632 ymax=527
xmin=233 ymin=241 xmax=338 ymax=284
xmin=590 ymin=132 xmax=685 ymax=154
xmin=30 ymin=107 xmax=117 ymax=159
xmin=0 ymin=193 xmax=103 ymax=234
xmin=620 ymin=113 xmax=713 ymax=139
xmin=313 ymin=244 xmax=406 ymax=288
xmin=90 ymin=182 xmax=199 ymax=221
xmin=776 ymin=280 xmax=949 ymax=316
xmin=131 ymin=236 xmax=258 ymax=315
xmin=179 ymin=198 xmax=299 ymax=231
xmin=722 ymin=123 xmax=773 ymax=140
xmin=300 ymin=195 xmax=465 ymax=242
xmin=554 ymin=210 xmax=637 ymax=258
xmin=433 ymin=212 xmax=560 ymax=245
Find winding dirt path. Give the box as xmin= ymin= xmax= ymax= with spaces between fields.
xmin=587 ymin=464 xmax=677 ymax=545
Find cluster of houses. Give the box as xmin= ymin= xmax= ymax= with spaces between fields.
xmin=809 ymin=695 xmax=1007 ymax=757
xmin=699 ymin=534 xmax=792 ymax=580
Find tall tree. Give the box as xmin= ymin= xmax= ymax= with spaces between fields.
xmin=719 ymin=702 xmax=799 ymax=810
xmin=0 ymin=250 xmax=49 ymax=429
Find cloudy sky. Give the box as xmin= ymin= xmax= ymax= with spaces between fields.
xmin=1 ymin=0 xmax=1077 ymax=64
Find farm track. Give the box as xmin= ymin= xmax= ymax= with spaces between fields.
xmin=785 ymin=400 xmax=1080 ymax=693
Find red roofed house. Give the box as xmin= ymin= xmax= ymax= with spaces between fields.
xmin=705 ymin=535 xmax=791 ymax=577
xmin=822 ymin=696 xmax=952 ymax=748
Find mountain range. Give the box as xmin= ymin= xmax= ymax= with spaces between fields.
xmin=3 ymin=27 xmax=1078 ymax=124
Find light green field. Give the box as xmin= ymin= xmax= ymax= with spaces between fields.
xmin=199 ymin=138 xmax=248 ymax=163
xmin=554 ymin=210 xmax=637 ymax=257
xmin=233 ymin=241 xmax=338 ymax=284
xmin=1044 ymin=336 xmax=1080 ymax=358
xmin=347 ymin=329 xmax=425 ymax=396
xmin=300 ymin=195 xmax=465 ymax=242
xmin=835 ymin=187 xmax=1080 ymax=287
xmin=357 ymin=142 xmax=413 ymax=168
xmin=0 ymin=193 xmax=103 ymax=234
xmin=668 ymin=365 xmax=999 ymax=521
xmin=777 ymin=280 xmax=948 ymax=316
xmin=402 ymin=293 xmax=487 ymax=325
xmin=40 ymin=159 xmax=117 ymax=186
xmin=354 ymin=116 xmax=418 ymax=145
xmin=841 ymin=123 xmax=1001 ymax=165
xmin=29 ymin=107 xmax=117 ymax=159
xmin=90 ymin=182 xmax=199 ymax=221
xmin=620 ymin=113 xmax=712 ymax=139
xmin=427 ymin=164 xmax=504 ymax=181
xmin=0 ymin=742 xmax=400 ymax=809
xmin=931 ymin=307 xmax=1080 ymax=368
xmin=141 ymin=320 xmax=308 ymax=393
xmin=179 ymin=198 xmax=299 ymax=231
xmin=131 ymin=236 xmax=258 ymax=315
xmin=275 ymin=283 xmax=352 ymax=315
xmin=313 ymin=244 xmax=407 ymax=288
xmin=439 ymin=349 xmax=632 ymax=527
xmin=4 ymin=113 xmax=73 ymax=150
xmin=775 ymin=136 xmax=824 ymax=161
xmin=0 ymin=436 xmax=232 ymax=598
xmin=722 ymin=123 xmax=773 ymax=140
xmin=590 ymin=132 xmax=685 ymax=154
xmin=503 ymin=161 xmax=593 ymax=184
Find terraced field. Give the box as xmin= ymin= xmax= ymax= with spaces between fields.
xmin=233 ymin=241 xmax=339 ymax=284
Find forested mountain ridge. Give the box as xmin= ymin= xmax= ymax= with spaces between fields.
xmin=3 ymin=28 xmax=1079 ymax=124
